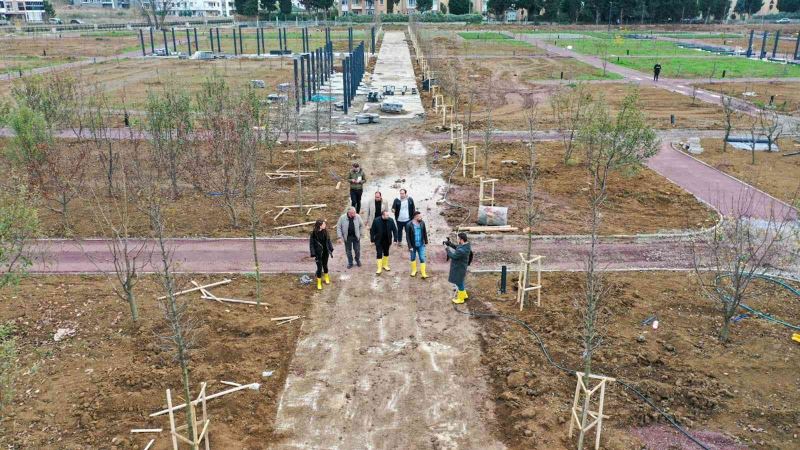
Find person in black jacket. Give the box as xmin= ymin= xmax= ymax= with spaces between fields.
xmin=405 ymin=211 xmax=428 ymax=279
xmin=309 ymin=219 xmax=334 ymax=290
xmin=392 ymin=189 xmax=416 ymax=247
xmin=370 ymin=209 xmax=397 ymax=275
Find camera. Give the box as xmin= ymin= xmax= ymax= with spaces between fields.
xmin=443 ymin=237 xmax=456 ymax=248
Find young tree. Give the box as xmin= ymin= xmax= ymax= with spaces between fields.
xmin=575 ymin=90 xmax=658 ymax=450
xmin=757 ymin=106 xmax=783 ymax=154
xmin=692 ymin=191 xmax=798 ymax=343
xmin=144 ymin=88 xmax=193 ymax=200
xmin=550 ymin=83 xmax=592 ymax=165
xmin=140 ymin=0 xmax=176 ymax=29
xmin=11 ymin=73 xmax=85 ymax=139
xmin=279 ymin=0 xmax=292 ymax=16
xmin=417 ymin=0 xmax=433 ymax=11
xmin=30 ymin=141 xmax=89 ymax=233
xmin=521 ymin=101 xmax=542 ymax=305
xmin=448 ymin=0 xmax=470 ymax=14
xmin=720 ymin=95 xmax=737 ymax=153
xmin=87 ymin=89 xmax=121 ymax=198
xmin=0 ymin=176 xmax=39 ymax=291
xmin=482 ymin=110 xmax=494 ymax=174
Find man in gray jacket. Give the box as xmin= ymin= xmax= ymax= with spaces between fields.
xmin=336 ymin=207 xmax=364 ymax=268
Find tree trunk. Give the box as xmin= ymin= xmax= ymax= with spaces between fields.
xmin=127 ymin=289 xmax=139 ymax=322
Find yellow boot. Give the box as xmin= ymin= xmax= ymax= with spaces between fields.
xmin=464 ymin=290 xmax=469 ymax=299
xmin=410 ymin=261 xmax=417 ymax=277
xmin=420 ymin=263 xmax=428 ymax=279
xmin=376 ymin=259 xmax=383 ymax=275
xmin=324 ymin=273 xmax=331 ymax=285
xmin=452 ymin=290 xmax=467 ymax=304
xmin=382 ymin=256 xmax=391 ymax=271
xmin=316 ymin=278 xmax=323 ymax=290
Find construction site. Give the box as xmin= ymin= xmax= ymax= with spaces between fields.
xmin=0 ymin=17 xmax=799 ymax=450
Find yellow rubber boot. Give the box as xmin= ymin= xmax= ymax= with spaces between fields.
xmin=420 ymin=263 xmax=428 ymax=279
xmin=316 ymin=278 xmax=323 ymax=290
xmin=324 ymin=273 xmax=331 ymax=285
xmin=382 ymin=256 xmax=391 ymax=271
xmin=464 ymin=290 xmax=469 ymax=299
xmin=376 ymin=259 xmax=383 ymax=275
xmin=410 ymin=261 xmax=417 ymax=277
xmin=452 ymin=290 xmax=466 ymax=304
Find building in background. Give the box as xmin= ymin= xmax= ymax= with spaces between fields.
xmin=0 ymin=0 xmax=46 ymax=22
xmin=136 ymin=0 xmax=235 ymax=16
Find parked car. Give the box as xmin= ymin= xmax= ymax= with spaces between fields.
xmin=48 ymin=18 xmax=63 ymax=24
xmin=153 ymin=48 xmax=169 ymax=56
xmin=191 ymin=51 xmax=215 ymax=60
xmin=775 ymin=18 xmax=791 ymax=24
xmin=70 ymin=19 xmax=84 ymax=24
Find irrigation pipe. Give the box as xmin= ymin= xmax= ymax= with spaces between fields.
xmin=451 ymin=304 xmax=711 ymax=450
xmin=715 ymin=273 xmax=800 ymax=331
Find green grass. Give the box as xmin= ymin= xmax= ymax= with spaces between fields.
xmin=78 ymin=30 xmax=139 ymax=38
xmin=555 ymin=38 xmax=703 ymax=57
xmin=0 ymin=56 xmax=77 ymax=75
xmin=630 ymin=32 xmax=742 ymax=39
xmin=612 ymin=56 xmax=800 ymax=79
xmin=458 ymin=31 xmax=511 ymax=40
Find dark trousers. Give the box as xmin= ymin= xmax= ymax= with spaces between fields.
xmin=350 ymin=189 xmax=363 ymax=214
xmin=654 ymin=71 xmax=660 ymax=81
xmin=315 ymin=253 xmax=329 ymax=278
xmin=395 ymin=220 xmax=409 ymax=243
xmin=375 ymin=239 xmax=391 ymax=259
xmin=345 ymin=236 xmax=360 ymax=265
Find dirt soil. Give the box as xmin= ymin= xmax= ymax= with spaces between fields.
xmin=689 ymin=139 xmax=800 ymax=205
xmin=438 ymin=141 xmax=717 ymax=235
xmin=0 ymin=274 xmax=316 ymax=449
xmin=0 ymin=139 xmax=354 ymax=238
xmin=0 ymin=34 xmax=140 ymax=58
xmin=421 ymin=32 xmax=546 ymax=56
xmin=467 ymin=271 xmax=800 ymax=449
xmin=698 ymin=81 xmax=800 ymax=116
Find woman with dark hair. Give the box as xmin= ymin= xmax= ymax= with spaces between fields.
xmin=309 ymin=219 xmax=334 ymax=290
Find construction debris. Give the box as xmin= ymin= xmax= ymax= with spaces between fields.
xmin=158 ymin=279 xmax=232 ymax=300
xmin=143 ymin=439 xmax=155 ymax=450
xmin=189 ymin=280 xmax=267 ymax=307
xmin=151 ymin=383 xmax=261 ymax=417
xmin=271 ymin=315 xmax=304 ymax=325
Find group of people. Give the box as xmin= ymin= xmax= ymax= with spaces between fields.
xmin=307 ymin=163 xmax=472 ymax=304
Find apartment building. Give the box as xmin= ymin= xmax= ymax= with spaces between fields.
xmin=137 ymin=0 xmax=235 ymax=16
xmin=0 ymin=0 xmax=46 ymax=22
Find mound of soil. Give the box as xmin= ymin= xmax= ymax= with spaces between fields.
xmin=466 ymin=271 xmax=799 ymax=449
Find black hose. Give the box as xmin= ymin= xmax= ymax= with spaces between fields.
xmin=452 ymin=304 xmax=711 ymax=450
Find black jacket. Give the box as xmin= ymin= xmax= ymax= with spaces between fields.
xmin=392 ymin=197 xmax=416 ymax=221
xmin=404 ymin=220 xmax=428 ymax=250
xmin=309 ymin=231 xmax=334 ymax=258
xmin=370 ymin=217 xmax=397 ymax=244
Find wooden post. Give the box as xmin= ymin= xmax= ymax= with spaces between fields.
xmin=479 ymin=178 xmax=498 ymax=207
xmin=166 ymin=389 xmax=178 ymax=450
xmin=568 ymin=372 xmax=615 ymax=450
xmin=517 ymin=253 xmax=543 ymax=310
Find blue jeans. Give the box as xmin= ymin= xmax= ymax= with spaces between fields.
xmin=409 ymin=245 xmax=426 ymax=263
xmin=453 ymin=280 xmax=465 ymax=291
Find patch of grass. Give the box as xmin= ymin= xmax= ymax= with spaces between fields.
xmin=0 ymin=56 xmax=77 ymax=75
xmin=556 ymin=37 xmax=701 ymax=57
xmin=458 ymin=31 xmax=511 ymax=40
xmin=612 ymin=56 xmax=800 ymax=79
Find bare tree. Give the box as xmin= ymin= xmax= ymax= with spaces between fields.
xmin=86 ymin=150 xmax=150 ymax=323
xmin=521 ymin=101 xmax=542 ymax=305
xmin=11 ymin=73 xmax=84 ymax=138
xmin=550 ymin=83 xmax=592 ymax=164
xmin=241 ymin=91 xmax=266 ymax=306
xmin=140 ymin=0 xmax=176 ymax=30
xmin=575 ymin=90 xmax=659 ymax=450
xmin=0 ymin=174 xmax=39 ymax=291
xmin=144 ymin=88 xmax=193 ymax=200
xmin=87 ymin=88 xmax=121 ymax=197
xmin=720 ymin=95 xmax=737 ymax=153
xmin=692 ymin=190 xmax=798 ymax=343
xmin=30 ymin=141 xmax=89 ymax=233
xmin=757 ymin=106 xmax=783 ymax=154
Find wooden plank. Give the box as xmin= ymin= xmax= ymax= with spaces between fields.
xmin=131 ymin=428 xmax=163 ymax=433
xmin=273 ymin=207 xmax=290 ymax=222
xmin=157 ymin=279 xmax=231 ymax=300
xmin=271 ymin=315 xmax=300 ymax=321
xmin=200 ymin=295 xmax=263 ymax=306
xmin=143 ymin=439 xmax=156 ymax=450
xmin=273 ymin=204 xmax=327 ymax=208
xmin=273 ymin=221 xmax=315 ymax=230
xmin=151 ymin=383 xmax=260 ymax=417
xmin=457 ymin=226 xmax=518 ymax=232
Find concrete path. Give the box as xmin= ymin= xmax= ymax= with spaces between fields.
xmin=366 ymin=30 xmax=424 ymax=118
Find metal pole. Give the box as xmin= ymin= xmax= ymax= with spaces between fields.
xmin=310 ymin=51 xmax=316 ymax=96
xmin=300 ymin=55 xmax=306 ymax=105
xmin=371 ymin=26 xmax=375 ymax=54
xmin=278 ymin=27 xmax=283 ymax=52
xmin=348 ymin=27 xmax=353 ymax=54
xmin=759 ymin=31 xmax=768 ymax=59
xmin=294 ymin=57 xmax=300 ymax=111
xmin=257 ymin=28 xmax=261 ymax=55
xmin=746 ymin=29 xmax=754 ymax=58
xmin=149 ymin=27 xmax=155 ymax=54
xmin=343 ymin=57 xmax=349 ymax=114
xmin=171 ymin=28 xmax=176 ymax=52
xmin=233 ymin=27 xmax=238 ymax=56
xmin=139 ymin=28 xmax=146 ymax=56
xmin=239 ymin=25 xmax=244 ymax=54
xmin=162 ymin=28 xmax=168 ymax=54
xmin=216 ymin=28 xmax=221 ymax=53
xmin=194 ymin=28 xmax=198 ymax=51
xmin=794 ymin=33 xmax=800 ymax=60
xmin=305 ymin=53 xmax=312 ymax=101
xmin=186 ymin=28 xmax=191 ymax=55
xmin=772 ymin=30 xmax=781 ymax=59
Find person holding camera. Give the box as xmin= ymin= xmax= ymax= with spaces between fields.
xmin=444 ymin=232 xmax=472 ymax=304
xmin=405 ymin=211 xmax=428 ymax=279
xmin=370 ymin=209 xmax=397 ymax=275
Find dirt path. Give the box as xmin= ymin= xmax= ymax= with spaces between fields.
xmin=271 ymin=31 xmax=504 ymax=450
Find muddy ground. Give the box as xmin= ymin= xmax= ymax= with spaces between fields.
xmin=467 ymin=271 xmax=800 ymax=449
xmin=0 ymin=139 xmax=354 ymax=238
xmin=688 ymin=139 xmax=800 ymax=205
xmin=437 ymin=141 xmax=717 ymax=235
xmin=0 ymin=274 xmax=317 ymax=449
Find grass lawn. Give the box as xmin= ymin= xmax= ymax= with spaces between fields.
xmin=458 ymin=31 xmax=511 ymax=40
xmin=555 ymin=37 xmax=702 ymax=57
xmin=0 ymin=56 xmax=77 ymax=75
xmin=612 ymin=55 xmax=800 ymax=78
